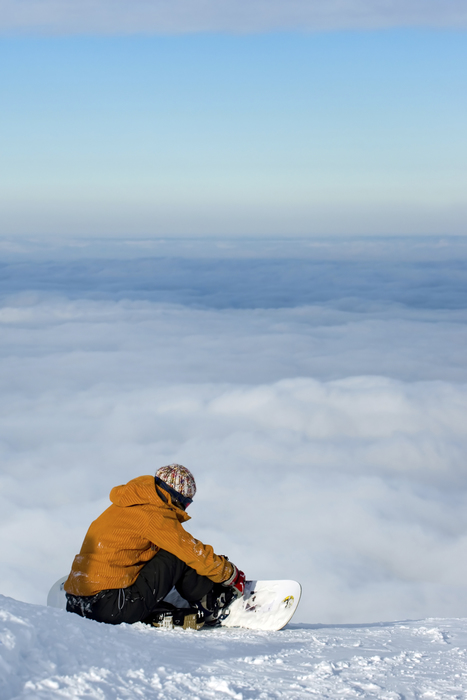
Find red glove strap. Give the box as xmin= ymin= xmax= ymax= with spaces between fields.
xmin=232 ymin=569 xmax=246 ymax=596
xmin=223 ymin=564 xmax=246 ymax=596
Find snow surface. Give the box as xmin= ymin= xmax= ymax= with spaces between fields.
xmin=1 ymin=594 xmax=466 ymax=699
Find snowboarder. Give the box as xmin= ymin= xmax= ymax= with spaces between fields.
xmin=64 ymin=464 xmax=245 ymax=626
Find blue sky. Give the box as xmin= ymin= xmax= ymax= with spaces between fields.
xmin=1 ymin=28 xmax=466 ymax=238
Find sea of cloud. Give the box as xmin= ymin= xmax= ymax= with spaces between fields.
xmin=0 ymin=238 xmax=466 ymax=623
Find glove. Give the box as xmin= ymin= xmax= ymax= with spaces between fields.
xmin=222 ymin=563 xmax=246 ymax=597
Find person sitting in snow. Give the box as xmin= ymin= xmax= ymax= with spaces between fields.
xmin=64 ymin=464 xmax=245 ymax=626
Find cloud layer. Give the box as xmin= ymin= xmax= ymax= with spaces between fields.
xmin=1 ymin=0 xmax=466 ymax=34
xmin=0 ymin=240 xmax=466 ymax=624
xmin=2 ymin=252 xmax=467 ymax=311
xmin=1 ymin=362 xmax=467 ymax=623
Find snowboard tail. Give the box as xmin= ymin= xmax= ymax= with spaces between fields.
xmin=47 ymin=575 xmax=68 ymax=610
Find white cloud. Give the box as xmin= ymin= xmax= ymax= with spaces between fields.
xmin=0 ymin=287 xmax=466 ymax=622
xmin=0 ymin=0 xmax=466 ymax=35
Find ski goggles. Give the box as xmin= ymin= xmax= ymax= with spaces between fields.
xmin=154 ymin=475 xmax=193 ymax=510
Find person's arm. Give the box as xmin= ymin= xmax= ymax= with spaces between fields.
xmin=145 ymin=506 xmax=235 ymax=583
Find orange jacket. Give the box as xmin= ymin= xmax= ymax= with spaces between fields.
xmin=64 ymin=475 xmax=233 ymax=597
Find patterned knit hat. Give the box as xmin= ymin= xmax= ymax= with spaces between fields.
xmin=155 ymin=464 xmax=197 ymax=500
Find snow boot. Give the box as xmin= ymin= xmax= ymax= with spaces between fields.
xmin=143 ymin=603 xmax=205 ymax=630
xmin=194 ymin=583 xmax=237 ymax=627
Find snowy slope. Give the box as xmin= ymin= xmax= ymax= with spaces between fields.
xmin=1 ymin=594 xmax=466 ymax=699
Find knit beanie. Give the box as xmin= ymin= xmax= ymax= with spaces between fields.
xmin=155 ymin=464 xmax=197 ymax=500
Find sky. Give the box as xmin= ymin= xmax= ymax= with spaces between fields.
xmin=1 ymin=6 xmax=466 ymax=238
xmin=1 ymin=2 xmax=467 ymax=626
xmin=2 ymin=0 xmax=467 ymax=34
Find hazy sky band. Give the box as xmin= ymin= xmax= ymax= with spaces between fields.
xmin=1 ymin=0 xmax=467 ymax=34
xmin=1 ymin=31 xmax=466 ymax=238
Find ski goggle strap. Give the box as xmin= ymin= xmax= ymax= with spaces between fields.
xmin=154 ymin=475 xmax=193 ymax=510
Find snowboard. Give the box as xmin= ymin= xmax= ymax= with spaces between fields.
xmin=47 ymin=576 xmax=301 ymax=631
xmin=47 ymin=575 xmax=68 ymax=610
xmin=216 ymin=579 xmax=301 ymax=631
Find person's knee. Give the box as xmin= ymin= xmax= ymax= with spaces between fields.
xmin=152 ymin=549 xmax=180 ymax=566
xmin=139 ymin=549 xmax=187 ymax=583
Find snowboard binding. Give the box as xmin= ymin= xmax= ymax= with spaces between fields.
xmin=193 ymin=583 xmax=237 ymax=627
xmin=143 ymin=603 xmax=205 ymax=630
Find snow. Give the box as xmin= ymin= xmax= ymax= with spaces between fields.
xmin=1 ymin=594 xmax=466 ymax=699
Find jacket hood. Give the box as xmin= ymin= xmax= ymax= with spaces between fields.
xmin=110 ymin=475 xmax=190 ymax=522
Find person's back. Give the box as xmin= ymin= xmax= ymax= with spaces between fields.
xmin=65 ymin=464 xmax=245 ymax=626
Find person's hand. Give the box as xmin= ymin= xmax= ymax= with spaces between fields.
xmin=223 ymin=564 xmax=246 ymax=597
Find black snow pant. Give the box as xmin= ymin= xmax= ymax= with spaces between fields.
xmin=66 ymin=549 xmax=214 ymax=625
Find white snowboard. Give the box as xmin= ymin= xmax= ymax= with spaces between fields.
xmin=47 ymin=576 xmax=302 ymax=631
xmin=47 ymin=575 xmax=68 ymax=610
xmin=218 ymin=580 xmax=301 ymax=631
